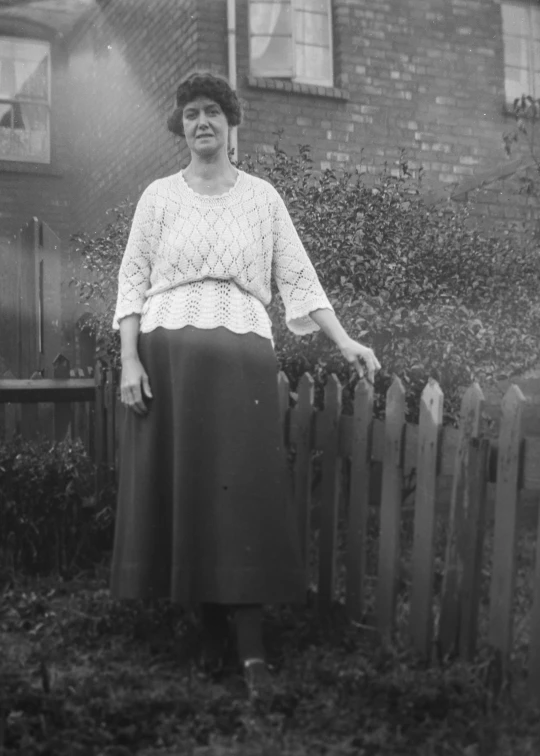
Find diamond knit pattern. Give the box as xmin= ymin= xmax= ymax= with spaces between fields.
xmin=113 ymin=170 xmax=333 ymax=340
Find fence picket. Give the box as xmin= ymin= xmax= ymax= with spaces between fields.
xmin=459 ymin=437 xmax=489 ymax=660
xmin=87 ymin=400 xmax=95 ymax=462
xmin=318 ymin=374 xmax=343 ymax=612
xmin=2 ymin=370 xmax=18 ymax=439
xmin=53 ymin=354 xmax=72 ymax=441
xmin=410 ymin=379 xmax=443 ymax=659
xmin=530 ymin=504 xmax=540 ymax=698
xmin=71 ymin=368 xmax=84 ymax=448
xmin=94 ymin=361 xmax=107 ymax=500
xmin=489 ymin=384 xmax=525 ymax=674
xmin=278 ymin=371 xmax=290 ymax=448
xmin=105 ymin=368 xmax=116 ymax=472
xmin=377 ymin=376 xmax=406 ymax=640
xmin=346 ymin=377 xmax=374 ymax=621
xmin=439 ymin=383 xmax=484 ymax=657
xmin=73 ymin=399 xmax=83 ymax=446
xmin=293 ymin=373 xmax=315 ymax=578
xmin=115 ymin=384 xmax=123 ymax=480
xmin=38 ymin=401 xmax=54 ymax=440
xmin=21 ymin=371 xmax=42 ymax=439
xmin=84 ymin=365 xmax=94 ymax=458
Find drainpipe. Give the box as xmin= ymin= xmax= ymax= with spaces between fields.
xmin=227 ymin=0 xmax=238 ymax=160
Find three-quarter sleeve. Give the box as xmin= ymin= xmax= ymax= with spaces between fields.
xmin=112 ymin=186 xmax=156 ymax=330
xmin=271 ymin=191 xmax=334 ymax=335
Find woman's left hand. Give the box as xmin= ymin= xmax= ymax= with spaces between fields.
xmin=339 ymin=338 xmax=381 ymax=383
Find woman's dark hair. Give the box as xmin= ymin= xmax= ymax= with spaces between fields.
xmin=167 ymin=72 xmax=242 ymax=137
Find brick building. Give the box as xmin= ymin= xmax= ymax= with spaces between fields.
xmin=0 ymin=0 xmax=538 ymax=373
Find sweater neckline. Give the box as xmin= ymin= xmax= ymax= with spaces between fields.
xmin=177 ymin=168 xmax=244 ymax=201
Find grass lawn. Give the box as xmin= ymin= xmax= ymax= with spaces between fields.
xmin=1 ymin=507 xmax=539 ymax=756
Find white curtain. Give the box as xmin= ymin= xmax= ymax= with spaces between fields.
xmin=251 ymin=2 xmax=285 ymax=63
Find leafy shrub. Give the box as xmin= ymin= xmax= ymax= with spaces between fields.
xmin=72 ymin=203 xmax=134 ymax=366
xmin=72 ymin=139 xmax=540 ymax=425
xmin=0 ymin=438 xmax=115 ymax=577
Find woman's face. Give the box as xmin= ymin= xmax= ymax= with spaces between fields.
xmin=182 ymin=96 xmax=230 ymax=157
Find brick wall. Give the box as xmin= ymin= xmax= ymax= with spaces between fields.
xmin=226 ymin=0 xmax=537 ymax=230
xmin=60 ymin=0 xmax=200 ymax=357
xmin=8 ymin=0 xmax=530 ymax=240
xmin=58 ymin=0 xmax=539 ymax=356
xmin=3 ymin=0 xmax=537 ymax=242
xmin=64 ymin=0 xmax=198 ymax=236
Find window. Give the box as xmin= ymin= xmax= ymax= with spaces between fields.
xmin=501 ymin=1 xmax=540 ymax=103
xmin=249 ymin=0 xmax=333 ymax=87
xmin=0 ymin=37 xmax=51 ymax=163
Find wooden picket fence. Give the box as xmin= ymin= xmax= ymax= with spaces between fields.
xmin=1 ymin=359 xmax=540 ymax=697
xmin=278 ymin=370 xmax=540 ymax=698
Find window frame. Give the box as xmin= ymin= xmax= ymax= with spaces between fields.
xmin=501 ymin=0 xmax=540 ymax=104
xmin=0 ymin=35 xmax=52 ymax=164
xmin=248 ymin=0 xmax=334 ymax=89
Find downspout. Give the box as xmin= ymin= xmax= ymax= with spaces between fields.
xmin=227 ymin=0 xmax=238 ymax=160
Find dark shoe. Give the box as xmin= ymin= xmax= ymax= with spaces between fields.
xmin=243 ymin=658 xmax=274 ymax=702
xmin=200 ymin=630 xmax=236 ymax=675
xmin=200 ymin=637 xmax=226 ymax=674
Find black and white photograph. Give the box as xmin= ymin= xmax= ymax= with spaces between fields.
xmin=0 ymin=0 xmax=540 ymax=754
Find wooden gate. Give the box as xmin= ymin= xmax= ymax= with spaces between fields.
xmin=0 ymin=218 xmax=62 ymax=378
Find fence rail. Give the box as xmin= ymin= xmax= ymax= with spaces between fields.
xmin=0 ymin=378 xmax=95 ymax=403
xmin=0 ymin=355 xmax=122 ymax=482
xmin=1 ymin=356 xmax=539 ymax=699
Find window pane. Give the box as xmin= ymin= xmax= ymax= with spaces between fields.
xmin=250 ymin=0 xmax=293 ymax=76
xmin=295 ymin=9 xmax=329 ymax=45
xmin=0 ymin=102 xmax=12 ymax=129
xmin=0 ymin=38 xmax=49 ymax=101
xmin=15 ymin=56 xmax=48 ymax=100
xmin=295 ymin=43 xmax=332 ymax=84
xmin=295 ymin=0 xmax=328 ymax=12
xmin=505 ymin=66 xmax=532 ymax=101
xmin=20 ymin=102 xmax=48 ymax=131
xmin=534 ymin=40 xmax=540 ymax=70
xmin=501 ymin=3 xmax=530 ymax=37
xmin=251 ymin=34 xmax=294 ymax=76
xmin=250 ymin=1 xmax=291 ymax=36
xmin=0 ymin=102 xmax=49 ymax=162
xmin=0 ymin=57 xmax=15 ymax=98
xmin=532 ymin=6 xmax=540 ymax=39
xmin=503 ymin=35 xmax=529 ymax=68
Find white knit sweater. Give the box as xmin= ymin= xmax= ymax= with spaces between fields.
xmin=113 ymin=169 xmax=333 ymax=340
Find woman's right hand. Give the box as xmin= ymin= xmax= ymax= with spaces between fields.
xmin=120 ymin=356 xmax=153 ymax=415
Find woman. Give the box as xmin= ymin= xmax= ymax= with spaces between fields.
xmin=111 ymin=72 xmax=380 ymax=698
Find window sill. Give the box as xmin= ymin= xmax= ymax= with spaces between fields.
xmin=246 ymin=75 xmax=350 ymax=101
xmin=501 ymin=96 xmax=540 ymax=118
xmin=0 ymin=161 xmax=63 ymax=177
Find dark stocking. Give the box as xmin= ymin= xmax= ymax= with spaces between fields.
xmin=200 ymin=603 xmax=230 ymax=666
xmin=232 ymin=604 xmax=265 ymax=663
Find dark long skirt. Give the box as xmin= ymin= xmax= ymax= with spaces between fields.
xmin=110 ymin=325 xmax=305 ymax=606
